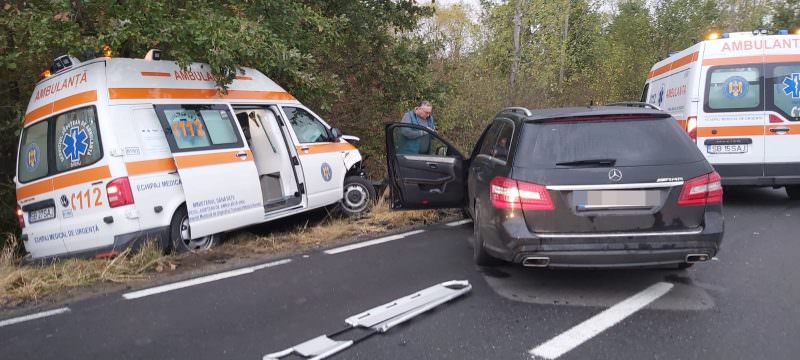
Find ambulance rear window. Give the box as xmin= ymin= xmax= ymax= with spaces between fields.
xmin=17 ymin=121 xmax=49 ymax=183
xmin=705 ymin=66 xmax=761 ymax=111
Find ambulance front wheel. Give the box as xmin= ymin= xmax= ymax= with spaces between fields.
xmin=169 ymin=206 xmax=218 ymax=253
xmin=339 ymin=176 xmax=376 ymax=218
xmin=787 ymin=186 xmax=800 ymax=200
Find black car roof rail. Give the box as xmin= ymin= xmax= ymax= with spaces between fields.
xmin=606 ymin=102 xmax=663 ymax=111
xmin=500 ymin=107 xmax=533 ymax=116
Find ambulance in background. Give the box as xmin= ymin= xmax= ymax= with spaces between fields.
xmin=642 ymin=29 xmax=800 ymax=199
xmin=15 ymin=50 xmax=375 ymax=261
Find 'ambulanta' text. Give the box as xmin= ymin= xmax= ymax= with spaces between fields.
xmin=34 ymin=71 xmax=88 ymax=100
xmin=722 ymin=39 xmax=800 ymax=52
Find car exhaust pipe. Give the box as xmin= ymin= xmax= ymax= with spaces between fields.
xmin=522 ymin=256 xmax=550 ymax=267
xmin=685 ymin=254 xmax=710 ymax=263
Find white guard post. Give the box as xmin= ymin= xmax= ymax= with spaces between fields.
xmin=263 ymin=280 xmax=472 ymax=360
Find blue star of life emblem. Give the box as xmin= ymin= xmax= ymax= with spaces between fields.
xmin=784 ymin=73 xmax=800 ymax=99
xmin=62 ymin=126 xmax=89 ymax=162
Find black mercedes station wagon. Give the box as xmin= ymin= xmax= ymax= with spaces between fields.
xmin=385 ymin=106 xmax=724 ymax=269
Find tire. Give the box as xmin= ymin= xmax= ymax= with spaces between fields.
xmin=169 ymin=206 xmax=218 ymax=253
xmin=787 ymin=186 xmax=800 ymax=200
xmin=473 ymin=205 xmax=500 ymax=266
xmin=338 ymin=176 xmax=376 ymax=218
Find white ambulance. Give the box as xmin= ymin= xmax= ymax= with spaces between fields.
xmin=15 ymin=51 xmax=375 ymax=261
xmin=642 ymin=30 xmax=800 ymax=199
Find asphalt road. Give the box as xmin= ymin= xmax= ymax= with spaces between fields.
xmin=1 ymin=187 xmax=799 ymax=359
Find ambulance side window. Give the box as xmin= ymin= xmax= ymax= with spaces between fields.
xmin=283 ymin=107 xmax=331 ymax=143
xmin=156 ymin=105 xmax=243 ymax=151
xmin=705 ymin=65 xmax=762 ymax=112
xmin=17 ymin=121 xmax=49 ymax=183
xmin=53 ymin=107 xmax=103 ymax=172
xmin=767 ymin=64 xmax=800 ymax=121
xmin=640 ymin=83 xmax=649 ymax=103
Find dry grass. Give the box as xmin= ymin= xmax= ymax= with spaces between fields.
xmin=0 ymin=196 xmax=457 ymax=307
xmin=0 ymin=236 xmax=170 ymax=307
xmin=221 ymin=196 xmax=454 ymax=255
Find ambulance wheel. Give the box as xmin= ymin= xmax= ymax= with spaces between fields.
xmin=339 ymin=176 xmax=376 ymax=218
xmin=787 ymin=186 xmax=800 ymax=200
xmin=169 ymin=206 xmax=218 ymax=253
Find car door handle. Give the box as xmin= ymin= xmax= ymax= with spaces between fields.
xmin=770 ymin=127 xmax=790 ymax=134
xmin=236 ymin=151 xmax=249 ymax=160
xmin=426 ymin=162 xmax=438 ymax=169
xmin=300 ymin=146 xmax=310 ymax=153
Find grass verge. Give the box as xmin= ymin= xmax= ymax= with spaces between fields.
xmin=0 ymin=198 xmax=456 ymax=308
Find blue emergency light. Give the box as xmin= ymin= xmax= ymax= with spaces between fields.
xmin=778 ymin=29 xmax=789 ymax=35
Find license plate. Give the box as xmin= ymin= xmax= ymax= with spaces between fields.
xmin=707 ymin=144 xmax=748 ymax=154
xmin=28 ymin=206 xmax=55 ymax=223
xmin=577 ymin=190 xmax=661 ymax=209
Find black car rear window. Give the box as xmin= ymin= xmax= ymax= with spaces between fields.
xmin=516 ymin=118 xmax=703 ymax=168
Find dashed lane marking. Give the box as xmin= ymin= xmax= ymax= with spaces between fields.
xmin=123 ymin=259 xmax=292 ymax=300
xmin=445 ymin=219 xmax=473 ymax=227
xmin=529 ymin=282 xmax=674 ymax=359
xmin=0 ymin=307 xmax=71 ymax=328
xmin=324 ymin=229 xmax=426 ymax=255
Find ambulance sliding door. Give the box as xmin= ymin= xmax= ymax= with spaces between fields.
xmin=155 ymin=104 xmax=264 ymax=238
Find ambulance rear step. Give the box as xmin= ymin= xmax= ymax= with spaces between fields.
xmin=263 ymin=280 xmax=472 ymax=360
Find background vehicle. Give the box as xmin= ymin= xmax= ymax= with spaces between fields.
xmin=385 ymin=107 xmax=724 ymax=268
xmin=642 ymin=30 xmax=800 ymax=199
xmin=15 ymin=52 xmax=374 ymax=261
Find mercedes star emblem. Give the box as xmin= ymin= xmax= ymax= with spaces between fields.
xmin=608 ymin=168 xmax=623 ymax=182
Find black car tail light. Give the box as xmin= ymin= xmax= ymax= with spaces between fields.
xmin=678 ymin=171 xmax=722 ymax=206
xmin=490 ymin=176 xmax=554 ymax=211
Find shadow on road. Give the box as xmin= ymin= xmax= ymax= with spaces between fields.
xmin=723 ymin=186 xmax=794 ymax=207
xmin=479 ymin=265 xmax=717 ymax=311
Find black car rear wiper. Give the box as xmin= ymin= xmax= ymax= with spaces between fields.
xmin=555 ymin=158 xmax=617 ymax=167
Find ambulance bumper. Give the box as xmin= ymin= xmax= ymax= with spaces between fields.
xmin=714 ymin=163 xmax=800 ymax=186
xmin=22 ymin=226 xmax=169 ymax=264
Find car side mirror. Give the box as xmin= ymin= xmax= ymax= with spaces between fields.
xmin=330 ymin=127 xmax=343 ymax=140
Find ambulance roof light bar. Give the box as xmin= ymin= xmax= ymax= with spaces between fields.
xmin=50 ymin=55 xmax=81 ymax=75
xmin=144 ymin=49 xmax=162 ymax=61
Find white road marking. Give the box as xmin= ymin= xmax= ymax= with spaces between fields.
xmin=0 ymin=307 xmax=71 ymax=328
xmin=324 ymin=229 xmax=426 ymax=255
xmin=529 ymin=282 xmax=674 ymax=359
xmin=123 ymin=259 xmax=292 ymax=300
xmin=445 ymin=219 xmax=473 ymax=227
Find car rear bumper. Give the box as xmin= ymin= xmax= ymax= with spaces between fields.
xmin=482 ymin=210 xmax=724 ymax=268
xmin=510 ymin=232 xmax=722 ymax=268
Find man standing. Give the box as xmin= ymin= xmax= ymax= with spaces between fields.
xmin=397 ymin=100 xmax=436 ymax=154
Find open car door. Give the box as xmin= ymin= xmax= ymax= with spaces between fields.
xmin=155 ymin=104 xmax=264 ymax=238
xmin=385 ymin=123 xmax=467 ymax=209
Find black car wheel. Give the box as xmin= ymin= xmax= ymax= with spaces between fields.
xmin=473 ymin=205 xmax=500 ymax=266
xmin=787 ymin=186 xmax=800 ymax=200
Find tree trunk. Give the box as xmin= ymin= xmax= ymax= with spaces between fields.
xmin=509 ymin=0 xmax=522 ymax=105
xmin=558 ymin=0 xmax=571 ymax=90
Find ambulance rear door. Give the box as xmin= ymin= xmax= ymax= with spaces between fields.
xmin=764 ymin=44 xmax=800 ymax=179
xmin=699 ymin=41 xmax=767 ymax=180
xmin=155 ymin=104 xmax=264 ymax=238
